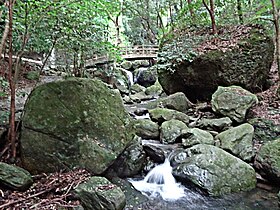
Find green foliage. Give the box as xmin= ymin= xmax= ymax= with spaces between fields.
xmin=0 ymin=76 xmax=8 ymax=98
xmin=12 ymin=0 xmax=119 ymax=59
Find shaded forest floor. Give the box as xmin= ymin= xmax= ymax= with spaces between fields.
xmin=0 ymin=59 xmax=279 ymax=209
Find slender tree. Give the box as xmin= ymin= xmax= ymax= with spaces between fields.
xmin=7 ymin=0 xmax=16 ymax=160
xmin=202 ymin=0 xmax=217 ymax=34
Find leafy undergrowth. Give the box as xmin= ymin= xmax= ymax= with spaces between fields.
xmin=0 ymin=169 xmax=91 ymax=209
xmin=250 ymin=61 xmax=280 ymax=125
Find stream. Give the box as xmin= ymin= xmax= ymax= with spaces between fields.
xmin=124 ymin=101 xmax=279 ymax=210
xmin=126 ymin=159 xmax=279 ymax=210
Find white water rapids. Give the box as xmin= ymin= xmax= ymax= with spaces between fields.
xmin=129 ymin=159 xmax=185 ymax=200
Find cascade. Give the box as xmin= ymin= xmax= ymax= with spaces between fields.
xmin=121 ymin=69 xmax=134 ymax=86
xmin=129 ymin=158 xmax=185 ymax=200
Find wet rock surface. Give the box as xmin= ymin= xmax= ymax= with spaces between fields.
xmin=74 ymin=176 xmax=126 ymax=210
xmin=171 ymin=144 xmax=257 ymax=196
xmin=0 ymin=162 xmax=33 ymax=191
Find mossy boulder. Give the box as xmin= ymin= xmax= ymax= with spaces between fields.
xmin=254 ymin=138 xmax=280 ymax=183
xmin=121 ymin=60 xmax=133 ymax=70
xmin=74 ymin=176 xmax=126 ymax=210
xmin=215 ymin=123 xmax=255 ymax=161
xmin=181 ymin=128 xmax=214 ymax=147
xmin=159 ymin=92 xmax=193 ymax=112
xmin=160 ymin=119 xmax=188 ymax=144
xmin=171 ymin=144 xmax=257 ymax=196
xmin=0 ymin=162 xmax=33 ymax=191
xmin=134 ymin=119 xmax=159 ymax=139
xmin=108 ymin=136 xmax=146 ymax=178
xmin=149 ymin=107 xmax=190 ymax=125
xmin=145 ymin=80 xmax=164 ymax=97
xmin=211 ymin=86 xmax=258 ymax=123
xmin=20 ymin=78 xmax=134 ymax=174
xmin=248 ymin=118 xmax=280 ymax=143
xmin=197 ymin=117 xmax=232 ymax=132
xmin=157 ymin=25 xmax=274 ymax=101
xmin=134 ymin=66 xmax=157 ymax=87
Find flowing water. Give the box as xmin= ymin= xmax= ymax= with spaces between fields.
xmin=130 ymin=159 xmax=185 ymax=200
xmin=128 ymin=158 xmax=279 ymax=210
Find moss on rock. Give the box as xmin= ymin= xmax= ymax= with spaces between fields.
xmin=21 ymin=78 xmax=134 ymax=174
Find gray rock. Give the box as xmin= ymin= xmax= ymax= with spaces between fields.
xmin=254 ymin=138 xmax=280 ymax=183
xmin=0 ymin=162 xmax=33 ymax=191
xmin=157 ymin=25 xmax=273 ymax=101
xmin=215 ymin=123 xmax=255 ymax=161
xmin=121 ymin=61 xmax=133 ymax=70
xmin=160 ymin=119 xmax=188 ymax=144
xmin=171 ymin=144 xmax=257 ymax=196
xmin=21 ymin=78 xmax=134 ymax=174
xmin=145 ymin=80 xmax=163 ymax=97
xmin=109 ymin=177 xmax=149 ymax=209
xmin=74 ymin=176 xmax=126 ymax=210
xmin=131 ymin=84 xmax=146 ymax=94
xmin=130 ymin=92 xmax=153 ymax=103
xmin=149 ymin=108 xmax=190 ymax=125
xmin=143 ymin=143 xmax=166 ymax=163
xmin=248 ymin=118 xmax=280 ymax=143
xmin=211 ymin=86 xmax=258 ymax=123
xmin=109 ymin=136 xmax=146 ymax=178
xmin=160 ymin=92 xmax=193 ymax=112
xmin=132 ymin=60 xmax=150 ymax=69
xmin=181 ymin=128 xmax=214 ymax=147
xmin=135 ymin=119 xmax=159 ymax=139
xmin=197 ymin=117 xmax=232 ymax=131
xmin=134 ymin=66 xmax=157 ymax=87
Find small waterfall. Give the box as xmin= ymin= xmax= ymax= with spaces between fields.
xmin=129 ymin=159 xmax=185 ymax=200
xmin=122 ymin=69 xmax=134 ymax=86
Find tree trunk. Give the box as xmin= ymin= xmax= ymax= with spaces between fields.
xmin=202 ymin=0 xmax=217 ymax=34
xmin=7 ymin=0 xmax=16 ymax=160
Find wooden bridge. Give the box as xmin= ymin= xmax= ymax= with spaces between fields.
xmin=85 ymin=45 xmax=159 ymax=66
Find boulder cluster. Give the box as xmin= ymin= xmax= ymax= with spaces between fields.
xmin=0 ymin=25 xmax=279 ymax=209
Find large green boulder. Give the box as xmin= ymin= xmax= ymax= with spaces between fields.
xmin=160 ymin=119 xmax=188 ymax=144
xmin=171 ymin=144 xmax=256 ymax=196
xmin=211 ymin=86 xmax=258 ymax=123
xmin=254 ymin=138 xmax=280 ymax=183
xmin=74 ymin=176 xmax=126 ymax=210
xmin=215 ymin=123 xmax=255 ymax=161
xmin=134 ymin=119 xmax=159 ymax=139
xmin=20 ymin=78 xmax=134 ymax=174
xmin=157 ymin=25 xmax=273 ymax=101
xmin=0 ymin=162 xmax=33 ymax=191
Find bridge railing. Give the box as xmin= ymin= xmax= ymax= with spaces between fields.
xmin=120 ymin=45 xmax=159 ymax=56
xmin=86 ymin=45 xmax=159 ymax=66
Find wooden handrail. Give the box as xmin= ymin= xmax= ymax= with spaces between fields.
xmin=86 ymin=45 xmax=159 ymax=66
